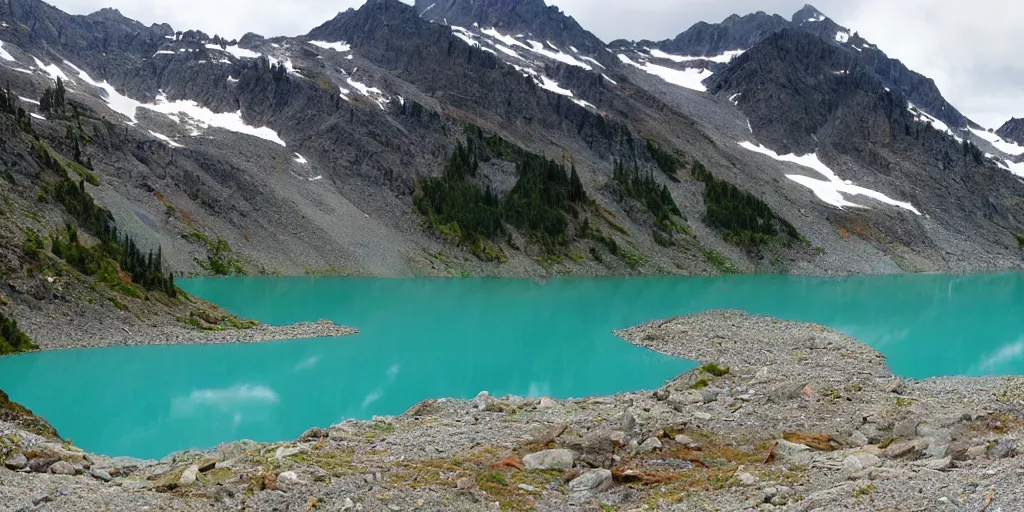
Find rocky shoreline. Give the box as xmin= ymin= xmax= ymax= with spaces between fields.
xmin=2 ymin=311 xmax=1022 ymax=511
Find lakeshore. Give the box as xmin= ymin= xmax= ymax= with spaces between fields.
xmin=1 ymin=311 xmax=1021 ymax=511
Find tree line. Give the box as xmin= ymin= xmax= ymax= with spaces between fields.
xmin=415 ymin=126 xmax=588 ymax=258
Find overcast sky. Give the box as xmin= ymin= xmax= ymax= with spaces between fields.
xmin=48 ymin=0 xmax=1023 ymax=127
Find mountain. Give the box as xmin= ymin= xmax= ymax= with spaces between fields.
xmin=414 ymin=0 xmax=611 ymax=60
xmin=997 ymin=118 xmax=1024 ymax=146
xmin=0 ymin=0 xmax=1023 ymax=349
xmin=616 ymin=3 xmax=970 ymax=131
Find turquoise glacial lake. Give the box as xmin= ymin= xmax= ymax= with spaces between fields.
xmin=1 ymin=274 xmax=1023 ymax=459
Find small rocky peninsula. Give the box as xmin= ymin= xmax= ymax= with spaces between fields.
xmin=2 ymin=311 xmax=1022 ymax=511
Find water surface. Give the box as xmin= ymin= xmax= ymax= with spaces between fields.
xmin=1 ymin=273 xmax=1022 ymax=459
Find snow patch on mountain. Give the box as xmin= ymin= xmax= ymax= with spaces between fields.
xmin=217 ymin=45 xmax=262 ymax=59
xmin=970 ymin=127 xmax=1024 ymax=156
xmin=617 ymin=54 xmax=712 ymax=92
xmin=309 ymin=40 xmax=351 ymax=52
xmin=346 ymin=77 xmax=389 ymax=109
xmin=835 ymin=31 xmax=850 ymax=43
xmin=647 ymin=48 xmax=744 ymax=64
xmin=294 ymin=153 xmax=308 ymax=164
xmin=737 ymin=141 xmax=920 ymax=215
xmin=149 ymin=131 xmax=183 ymax=148
xmin=32 ymin=57 xmax=69 ymax=82
xmin=525 ymin=40 xmax=592 ymax=70
xmin=66 ymin=60 xmax=143 ymax=122
xmin=0 ymin=41 xmax=15 ymax=61
xmin=145 ymin=93 xmax=286 ymax=146
xmin=908 ymin=103 xmax=962 ymax=142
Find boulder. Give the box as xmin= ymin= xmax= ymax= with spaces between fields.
xmin=29 ymin=458 xmax=58 ymax=473
xmin=700 ymin=388 xmax=721 ymax=404
xmin=275 ymin=446 xmax=307 ymax=460
xmin=652 ymin=389 xmax=670 ymax=401
xmin=989 ymin=438 xmax=1017 ymax=459
xmin=736 ymin=472 xmax=758 ymax=485
xmin=638 ymin=437 xmax=662 ymax=454
xmin=923 ymin=457 xmax=953 ymax=471
xmin=966 ymin=445 xmax=988 ymax=459
xmin=523 ymin=449 xmax=575 ymax=470
xmin=299 ymin=427 xmax=329 ymax=441
xmin=674 ymin=434 xmax=696 ymax=446
xmin=277 ymin=470 xmax=302 ymax=490
xmin=568 ymin=469 xmax=613 ymax=493
xmin=4 ymin=453 xmax=28 ymax=470
xmin=48 ymin=460 xmax=76 ymax=475
xmin=178 ymin=464 xmax=200 ymax=485
xmin=849 ymin=430 xmax=870 ymax=447
xmin=773 ymin=440 xmax=812 ymax=465
xmin=893 ymin=419 xmax=919 ymax=440
xmin=619 ymin=409 xmax=636 ymax=433
xmin=538 ymin=397 xmax=557 ymax=409
xmin=89 ymin=469 xmax=113 ymax=482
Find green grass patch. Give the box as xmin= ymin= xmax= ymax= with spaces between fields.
xmin=700 ymin=363 xmax=730 ymax=377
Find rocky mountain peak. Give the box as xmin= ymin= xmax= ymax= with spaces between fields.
xmin=413 ymin=0 xmax=608 ymax=56
xmin=996 ymin=118 xmax=1024 ymax=145
xmin=791 ymin=4 xmax=827 ymax=23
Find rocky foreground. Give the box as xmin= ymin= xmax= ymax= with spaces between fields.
xmin=2 ymin=311 xmax=1023 ymax=511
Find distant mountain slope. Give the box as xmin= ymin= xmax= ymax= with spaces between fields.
xmin=616 ymin=4 xmax=970 ymax=130
xmin=997 ymin=118 xmax=1024 ymax=146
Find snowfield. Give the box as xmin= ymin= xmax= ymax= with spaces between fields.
xmin=737 ymin=141 xmax=921 ymax=215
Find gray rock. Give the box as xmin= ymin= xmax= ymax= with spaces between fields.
xmin=517 ymin=484 xmax=539 ymax=492
xmin=946 ymin=441 xmax=970 ymax=461
xmin=924 ymin=457 xmax=953 ymax=471
xmin=522 ymin=449 xmax=575 ymax=470
xmin=693 ymin=412 xmax=712 ymax=421
xmin=275 ymin=446 xmax=306 ymax=460
xmin=4 ymin=453 xmax=28 ymax=470
xmin=568 ymin=469 xmax=613 ymax=493
xmin=700 ymin=388 xmax=720 ymax=404
xmin=638 ymin=437 xmax=662 ymax=454
xmin=770 ymin=382 xmax=808 ymax=402
xmin=989 ymin=438 xmax=1017 ymax=459
xmin=508 ymin=395 xmax=527 ymax=409
xmin=966 ymin=445 xmax=988 ymax=459
xmin=48 ymin=460 xmax=76 ymax=475
xmin=840 ymin=455 xmax=864 ymax=480
xmin=736 ymin=472 xmax=758 ymax=485
xmin=277 ymin=470 xmax=302 ymax=489
xmin=653 ymin=389 xmax=670 ymax=401
xmin=926 ymin=443 xmax=949 ymax=460
xmin=538 ymin=397 xmax=557 ymax=409
xmin=28 ymin=458 xmax=58 ymax=473
xmin=89 ymin=469 xmax=112 ymax=482
xmin=885 ymin=441 xmax=920 ymax=459
xmin=619 ymin=408 xmax=636 ymax=432
xmin=893 ymin=419 xmax=919 ymax=440
xmin=178 ymin=464 xmax=200 ymax=485
xmin=674 ymin=434 xmax=696 ymax=446
xmin=774 ymin=440 xmax=812 ymax=465
xmin=849 ymin=430 xmax=869 ymax=447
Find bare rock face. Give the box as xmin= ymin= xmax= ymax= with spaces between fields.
xmin=522 ymin=449 xmax=575 ymax=470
